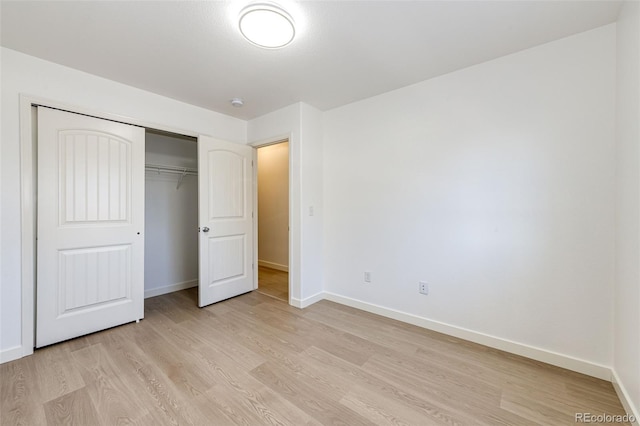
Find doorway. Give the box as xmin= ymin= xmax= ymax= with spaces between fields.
xmin=256 ymin=141 xmax=289 ymax=302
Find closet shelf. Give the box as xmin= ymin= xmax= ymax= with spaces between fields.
xmin=145 ymin=163 xmax=197 ymax=189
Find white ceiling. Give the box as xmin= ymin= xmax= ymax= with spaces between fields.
xmin=0 ymin=1 xmax=622 ymax=120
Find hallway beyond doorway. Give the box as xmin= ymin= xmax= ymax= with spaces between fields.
xmin=257 ymin=266 xmax=288 ymax=302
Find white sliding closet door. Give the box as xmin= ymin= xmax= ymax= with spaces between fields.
xmin=198 ymin=136 xmax=254 ymax=307
xmin=37 ymin=107 xmax=145 ymax=347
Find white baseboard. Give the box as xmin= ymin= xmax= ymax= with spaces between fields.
xmin=323 ymin=292 xmax=612 ymax=381
xmin=612 ymin=369 xmax=640 ymax=425
xmin=145 ymin=279 xmax=197 ymax=299
xmin=291 ymin=291 xmax=324 ymax=309
xmin=0 ymin=345 xmax=24 ymax=364
xmin=258 ymin=260 xmax=289 ymax=272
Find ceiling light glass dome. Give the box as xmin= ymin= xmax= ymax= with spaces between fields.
xmin=238 ymin=3 xmax=295 ymax=49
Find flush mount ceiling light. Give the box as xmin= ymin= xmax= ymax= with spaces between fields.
xmin=238 ymin=3 xmax=295 ymax=49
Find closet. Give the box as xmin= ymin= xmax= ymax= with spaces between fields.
xmin=33 ymin=106 xmax=254 ymax=348
xmin=144 ymin=130 xmax=199 ymax=298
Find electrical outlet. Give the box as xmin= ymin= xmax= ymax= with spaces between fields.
xmin=364 ymin=271 xmax=371 ymax=283
xmin=419 ymin=281 xmax=429 ymax=295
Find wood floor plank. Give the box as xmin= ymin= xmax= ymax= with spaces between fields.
xmin=71 ymin=343 xmax=152 ymax=425
xmin=200 ymin=381 xmax=318 ymax=426
xmin=143 ymin=308 xmax=208 ymax=354
xmin=301 ymin=345 xmax=486 ymax=426
xmin=362 ymin=353 xmax=541 ymax=425
xmin=43 ymin=387 xmax=101 ymax=426
xmin=127 ymin=322 xmax=218 ymax=399
xmin=182 ymin=316 xmax=267 ymax=372
xmin=366 ymin=351 xmax=503 ymax=406
xmin=303 ymin=302 xmax=434 ymax=356
xmin=249 ymin=304 xmax=378 ymax=366
xmin=185 ymin=329 xmax=321 ymax=426
xmin=96 ymin=329 xmax=202 ymax=425
xmin=250 ymin=362 xmax=375 ymax=426
xmin=144 ymin=289 xmax=202 ymax=324
xmin=340 ymin=384 xmax=457 ymax=426
xmin=499 ymin=392 xmax=575 ymax=425
xmin=0 ymin=289 xmax=631 ymax=426
xmin=188 ymin=345 xmax=321 ymax=426
xmin=564 ymin=381 xmax=631 ymax=414
xmin=212 ymin=309 xmax=309 ymax=369
xmin=32 ymin=344 xmax=86 ymax=403
xmin=0 ymin=356 xmax=47 ymax=426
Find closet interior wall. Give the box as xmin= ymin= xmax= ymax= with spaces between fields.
xmin=144 ymin=130 xmax=198 ymax=298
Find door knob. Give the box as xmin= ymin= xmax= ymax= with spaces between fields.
xmin=202 ymin=227 xmax=210 ymax=233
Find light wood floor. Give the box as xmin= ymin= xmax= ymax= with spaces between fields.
xmin=257 ymin=266 xmax=288 ymax=301
xmin=1 ymin=289 xmax=629 ymax=425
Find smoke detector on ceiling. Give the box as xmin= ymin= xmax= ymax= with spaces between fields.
xmin=230 ymin=98 xmax=244 ymax=107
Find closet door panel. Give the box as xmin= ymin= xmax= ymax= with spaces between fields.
xmin=37 ymin=106 xmax=145 ymax=348
xmin=198 ymin=136 xmax=254 ymax=307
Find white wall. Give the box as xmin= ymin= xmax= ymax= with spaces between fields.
xmin=248 ymin=102 xmax=324 ymax=306
xmin=299 ymin=104 xmax=324 ymax=301
xmin=258 ymin=142 xmax=289 ymax=270
xmin=323 ymin=25 xmax=616 ymax=373
xmin=0 ymin=47 xmax=246 ymax=358
xmin=614 ymin=1 xmax=640 ymax=419
xmin=145 ymin=132 xmax=198 ymax=298
xmin=0 ymin=48 xmax=4 ymax=360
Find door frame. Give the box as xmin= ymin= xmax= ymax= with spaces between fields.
xmin=18 ymin=94 xmax=295 ymax=358
xmin=251 ymin=138 xmax=291 ymax=303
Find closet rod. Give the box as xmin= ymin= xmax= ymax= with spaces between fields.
xmin=144 ymin=167 xmax=198 ymax=176
xmin=145 ymin=163 xmax=198 ymax=175
xmin=145 ymin=163 xmax=197 ymax=189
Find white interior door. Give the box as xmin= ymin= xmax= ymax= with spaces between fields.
xmin=36 ymin=107 xmax=145 ymax=348
xmin=198 ymin=136 xmax=254 ymax=307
